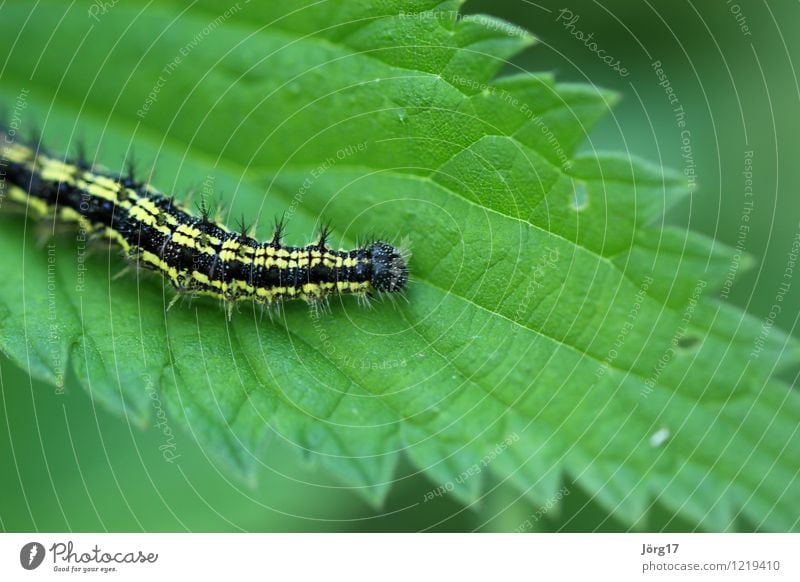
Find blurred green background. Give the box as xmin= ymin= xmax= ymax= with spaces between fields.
xmin=1 ymin=0 xmax=797 ymax=532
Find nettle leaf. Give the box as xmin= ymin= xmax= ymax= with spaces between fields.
xmin=1 ymin=0 xmax=798 ymax=529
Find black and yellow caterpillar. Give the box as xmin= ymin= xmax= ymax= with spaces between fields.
xmin=0 ymin=130 xmax=408 ymax=309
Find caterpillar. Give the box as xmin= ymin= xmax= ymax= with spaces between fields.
xmin=0 ymin=128 xmax=409 ymax=312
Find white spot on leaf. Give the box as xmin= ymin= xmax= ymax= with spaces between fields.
xmin=570 ymin=180 xmax=589 ymax=211
xmin=649 ymin=427 xmax=670 ymax=448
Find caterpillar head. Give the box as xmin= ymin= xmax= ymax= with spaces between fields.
xmin=369 ymin=241 xmax=409 ymax=293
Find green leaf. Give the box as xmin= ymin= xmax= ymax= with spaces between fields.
xmin=1 ymin=0 xmax=798 ymax=529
